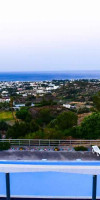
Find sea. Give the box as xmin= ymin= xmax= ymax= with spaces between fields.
xmin=0 ymin=71 xmax=100 ymax=81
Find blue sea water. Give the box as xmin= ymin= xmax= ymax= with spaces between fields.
xmin=0 ymin=71 xmax=100 ymax=81
xmin=0 ymin=161 xmax=100 ymax=198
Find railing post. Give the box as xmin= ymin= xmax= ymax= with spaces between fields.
xmin=49 ymin=140 xmax=50 ymax=147
xmin=1 ymin=139 xmax=98 ymax=148
xmin=6 ymin=173 xmax=10 ymax=200
xmin=92 ymin=175 xmax=97 ymax=200
xmin=29 ymin=140 xmax=30 ymax=147
xmin=59 ymin=140 xmax=60 ymax=146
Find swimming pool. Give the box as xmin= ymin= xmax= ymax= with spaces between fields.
xmin=0 ymin=160 xmax=100 ymax=199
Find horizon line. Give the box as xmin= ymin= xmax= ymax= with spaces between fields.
xmin=0 ymin=70 xmax=100 ymax=73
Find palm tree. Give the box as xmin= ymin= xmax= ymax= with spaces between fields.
xmin=9 ymin=97 xmax=15 ymax=119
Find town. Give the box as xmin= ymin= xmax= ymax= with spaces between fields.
xmin=0 ymin=79 xmax=100 ymax=110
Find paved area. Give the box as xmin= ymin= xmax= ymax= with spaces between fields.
xmin=0 ymin=198 xmax=92 ymax=200
xmin=1 ymin=162 xmax=100 ymax=174
xmin=0 ymin=151 xmax=99 ymax=160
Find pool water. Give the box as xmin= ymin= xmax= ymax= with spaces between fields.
xmin=0 ymin=161 xmax=100 ymax=198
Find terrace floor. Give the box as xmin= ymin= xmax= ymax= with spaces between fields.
xmin=0 ymin=151 xmax=100 ymax=160
xmin=0 ymin=198 xmax=94 ymax=200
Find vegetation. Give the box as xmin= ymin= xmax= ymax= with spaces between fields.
xmin=77 ymin=107 xmax=90 ymax=114
xmin=0 ymin=142 xmax=10 ymax=151
xmin=74 ymin=146 xmax=88 ymax=151
xmin=1 ymin=80 xmax=100 ymax=140
xmin=56 ymin=111 xmax=77 ymax=130
xmin=0 ymin=121 xmax=9 ymax=132
xmin=0 ymin=111 xmax=15 ymax=121
xmin=37 ymin=108 xmax=53 ymax=126
xmin=5 ymin=109 xmax=78 ymax=139
xmin=16 ymin=108 xmax=32 ymax=122
xmin=1 ymin=105 xmax=100 ymax=140
xmin=7 ymin=122 xmax=30 ymax=138
xmin=36 ymin=99 xmax=57 ymax=107
xmin=78 ymin=112 xmax=100 ymax=139
xmin=0 ymin=102 xmax=9 ymax=109
xmin=93 ymin=92 xmax=100 ymax=111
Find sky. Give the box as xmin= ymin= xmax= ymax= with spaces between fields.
xmin=0 ymin=0 xmax=100 ymax=72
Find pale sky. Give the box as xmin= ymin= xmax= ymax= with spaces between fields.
xmin=0 ymin=0 xmax=100 ymax=72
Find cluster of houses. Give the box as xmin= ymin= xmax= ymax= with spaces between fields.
xmin=0 ymin=79 xmax=100 ymax=111
xmin=0 ymin=81 xmax=60 ymax=109
xmin=0 ymin=81 xmax=59 ymax=97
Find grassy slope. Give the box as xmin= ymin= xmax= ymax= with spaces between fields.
xmin=78 ymin=112 xmax=92 ymax=125
xmin=0 ymin=111 xmax=16 ymax=121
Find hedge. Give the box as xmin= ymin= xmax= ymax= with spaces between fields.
xmin=74 ymin=146 xmax=88 ymax=151
xmin=0 ymin=142 xmax=10 ymax=151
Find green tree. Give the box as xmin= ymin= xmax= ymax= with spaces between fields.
xmin=79 ymin=112 xmax=100 ymax=139
xmin=37 ymin=108 xmax=53 ymax=126
xmin=16 ymin=108 xmax=32 ymax=122
xmin=24 ymin=130 xmax=44 ymax=139
xmin=56 ymin=111 xmax=78 ymax=130
xmin=9 ymin=97 xmax=15 ymax=119
xmin=0 ymin=121 xmax=9 ymax=132
xmin=0 ymin=102 xmax=9 ymax=109
xmin=7 ymin=122 xmax=30 ymax=138
xmin=63 ymin=126 xmax=82 ymax=139
xmin=48 ymin=119 xmax=57 ymax=128
xmin=44 ymin=128 xmax=62 ymax=139
xmin=30 ymin=120 xmax=39 ymax=132
xmin=93 ymin=92 xmax=100 ymax=111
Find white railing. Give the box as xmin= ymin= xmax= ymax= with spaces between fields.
xmin=0 ymin=139 xmax=100 ymax=147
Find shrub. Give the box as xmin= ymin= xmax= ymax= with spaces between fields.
xmin=77 ymin=107 xmax=90 ymax=114
xmin=25 ymin=101 xmax=31 ymax=107
xmin=0 ymin=142 xmax=10 ymax=151
xmin=54 ymin=147 xmax=60 ymax=151
xmin=74 ymin=146 xmax=88 ymax=151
